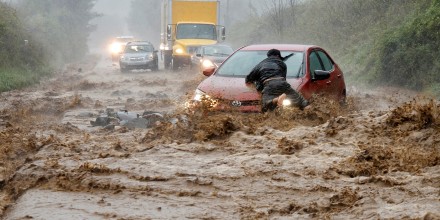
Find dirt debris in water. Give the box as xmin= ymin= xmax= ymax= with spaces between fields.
xmin=0 ymin=59 xmax=439 ymax=219
xmin=336 ymin=100 xmax=440 ymax=177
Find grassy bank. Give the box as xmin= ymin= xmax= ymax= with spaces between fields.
xmin=0 ymin=67 xmax=52 ymax=92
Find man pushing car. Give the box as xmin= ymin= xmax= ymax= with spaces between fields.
xmin=245 ymin=49 xmax=309 ymax=112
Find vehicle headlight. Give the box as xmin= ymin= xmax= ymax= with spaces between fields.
xmin=192 ymin=89 xmax=218 ymax=108
xmin=202 ymin=59 xmax=215 ymax=68
xmin=120 ymin=56 xmax=125 ymax=61
xmin=146 ymin=54 xmax=154 ymax=60
xmin=282 ymin=99 xmax=292 ymax=106
xmin=193 ymin=89 xmax=205 ymax=101
xmin=175 ymin=48 xmax=184 ymax=54
xmin=110 ymin=43 xmax=122 ymax=54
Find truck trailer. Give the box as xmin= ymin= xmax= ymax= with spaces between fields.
xmin=160 ymin=0 xmax=226 ymax=70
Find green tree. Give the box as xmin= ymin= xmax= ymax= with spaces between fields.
xmin=0 ymin=2 xmax=46 ymax=68
xmin=373 ymin=0 xmax=440 ymax=91
xmin=15 ymin=0 xmax=98 ymax=66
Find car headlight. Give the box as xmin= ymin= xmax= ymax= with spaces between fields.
xmin=192 ymin=89 xmax=218 ymax=108
xmin=110 ymin=43 xmax=122 ymax=54
xmin=202 ymin=59 xmax=215 ymax=68
xmin=282 ymin=99 xmax=292 ymax=106
xmin=193 ymin=89 xmax=205 ymax=101
xmin=146 ymin=54 xmax=154 ymax=60
xmin=175 ymin=48 xmax=184 ymax=54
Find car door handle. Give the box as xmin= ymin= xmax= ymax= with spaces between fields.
xmin=326 ymin=81 xmax=331 ymax=85
xmin=337 ymin=74 xmax=341 ymax=77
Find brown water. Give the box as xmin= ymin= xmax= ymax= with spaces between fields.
xmin=0 ymin=56 xmax=439 ymax=219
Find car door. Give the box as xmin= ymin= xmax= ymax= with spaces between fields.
xmin=316 ymin=50 xmax=342 ymax=97
xmin=307 ymin=49 xmax=337 ymax=97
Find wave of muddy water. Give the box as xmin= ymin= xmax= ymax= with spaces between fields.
xmin=0 ymin=56 xmax=439 ymax=219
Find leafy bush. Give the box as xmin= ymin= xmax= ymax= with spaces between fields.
xmin=0 ymin=3 xmax=27 ymax=67
xmin=372 ymin=0 xmax=440 ymax=91
xmin=0 ymin=3 xmax=51 ymax=92
xmin=15 ymin=0 xmax=98 ymax=67
xmin=0 ymin=1 xmax=99 ymax=92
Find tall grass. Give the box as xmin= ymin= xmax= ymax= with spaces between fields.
xmin=0 ymin=67 xmax=52 ymax=92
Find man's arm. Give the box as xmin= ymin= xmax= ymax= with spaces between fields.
xmin=245 ymin=62 xmax=262 ymax=84
xmin=280 ymin=62 xmax=287 ymax=78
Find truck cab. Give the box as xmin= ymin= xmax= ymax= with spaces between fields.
xmin=160 ymin=0 xmax=226 ymax=71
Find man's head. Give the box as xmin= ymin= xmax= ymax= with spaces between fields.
xmin=267 ymin=49 xmax=282 ymax=59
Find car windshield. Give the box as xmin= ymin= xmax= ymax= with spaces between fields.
xmin=124 ymin=45 xmax=153 ymax=53
xmin=203 ymin=45 xmax=233 ymax=56
xmin=216 ymin=50 xmax=304 ymax=78
xmin=176 ymin=24 xmax=217 ymax=40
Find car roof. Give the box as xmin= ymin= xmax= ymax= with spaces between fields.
xmin=240 ymin=44 xmax=317 ymax=52
xmin=127 ymin=41 xmax=153 ymax=45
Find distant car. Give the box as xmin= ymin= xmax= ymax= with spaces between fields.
xmin=119 ymin=41 xmax=159 ymax=72
xmin=192 ymin=44 xmax=346 ymax=112
xmin=109 ymin=36 xmax=135 ymax=61
xmin=191 ymin=44 xmax=234 ymax=72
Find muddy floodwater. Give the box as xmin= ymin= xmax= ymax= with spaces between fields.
xmin=0 ymin=56 xmax=439 ymax=219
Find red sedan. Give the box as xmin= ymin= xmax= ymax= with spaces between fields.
xmin=193 ymin=44 xmax=346 ymax=112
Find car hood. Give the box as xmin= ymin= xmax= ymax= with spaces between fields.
xmin=197 ymin=75 xmax=260 ymax=101
xmin=123 ymin=52 xmax=153 ymax=58
xmin=197 ymin=75 xmax=303 ymax=101
xmin=176 ymin=39 xmax=217 ymax=47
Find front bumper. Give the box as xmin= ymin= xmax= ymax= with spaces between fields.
xmin=120 ymin=59 xmax=156 ymax=69
xmin=188 ymin=97 xmax=261 ymax=113
xmin=173 ymin=54 xmax=191 ymax=65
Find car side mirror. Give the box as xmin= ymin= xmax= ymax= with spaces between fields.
xmin=221 ymin=26 xmax=226 ymax=41
xmin=313 ymin=70 xmax=330 ymax=81
xmin=196 ymin=53 xmax=202 ymax=57
xmin=202 ymin=66 xmax=216 ymax=76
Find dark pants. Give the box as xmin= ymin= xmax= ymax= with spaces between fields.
xmin=261 ymin=79 xmax=308 ymax=112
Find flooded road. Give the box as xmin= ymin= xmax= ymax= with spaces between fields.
xmin=0 ymin=56 xmax=439 ymax=219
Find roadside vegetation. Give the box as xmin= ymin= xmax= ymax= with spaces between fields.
xmin=229 ymin=0 xmax=439 ymax=96
xmin=0 ymin=3 xmax=49 ymax=92
xmin=0 ymin=1 xmax=98 ymax=92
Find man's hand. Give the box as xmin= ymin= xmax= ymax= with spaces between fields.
xmin=245 ymin=82 xmax=255 ymax=88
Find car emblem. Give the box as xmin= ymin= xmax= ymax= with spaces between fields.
xmin=231 ymin=100 xmax=242 ymax=107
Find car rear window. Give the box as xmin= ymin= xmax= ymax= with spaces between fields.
xmin=216 ymin=50 xmax=304 ymax=78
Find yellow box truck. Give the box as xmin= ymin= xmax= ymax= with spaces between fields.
xmin=160 ymin=0 xmax=226 ymax=70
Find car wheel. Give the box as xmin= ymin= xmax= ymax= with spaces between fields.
xmin=339 ymin=91 xmax=347 ymax=106
xmin=152 ymin=60 xmax=159 ymax=71
xmin=164 ymin=54 xmax=171 ymax=70
xmin=120 ymin=66 xmax=128 ymax=73
xmin=171 ymin=58 xmax=179 ymax=71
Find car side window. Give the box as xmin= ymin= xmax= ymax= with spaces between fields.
xmin=317 ymin=51 xmax=333 ymax=71
xmin=309 ymin=51 xmax=323 ymax=76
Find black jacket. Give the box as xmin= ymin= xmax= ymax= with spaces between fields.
xmin=245 ymin=57 xmax=287 ymax=91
